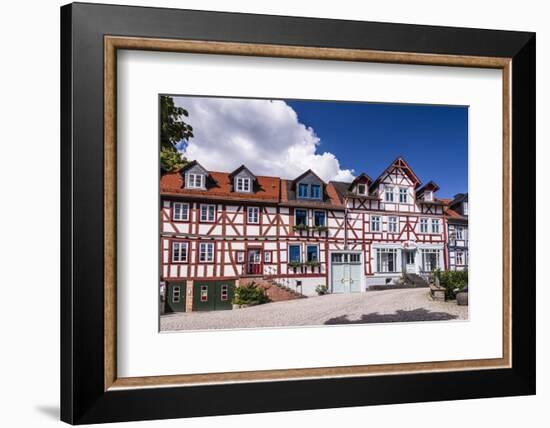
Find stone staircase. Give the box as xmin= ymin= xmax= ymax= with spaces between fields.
xmin=239 ymin=277 xmax=306 ymax=302
xmin=402 ymin=273 xmax=429 ymax=288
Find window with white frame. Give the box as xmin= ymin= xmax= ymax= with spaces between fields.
xmin=376 ymin=248 xmax=398 ymax=273
xmin=173 ymin=202 xmax=189 ymax=221
xmin=199 ymin=242 xmax=214 ymax=262
xmin=235 ymin=177 xmax=251 ymax=192
xmin=306 ymin=245 xmax=319 ymax=262
xmin=456 ymin=226 xmax=464 ymax=240
xmin=456 ymin=251 xmax=464 ymax=265
xmin=171 ymin=241 xmax=188 ymax=262
xmin=421 ymin=249 xmax=440 ymax=271
xmin=172 ymin=286 xmax=181 ymax=303
xmin=295 ymin=209 xmax=308 ymax=226
xmin=419 ymin=218 xmax=428 ymax=233
xmin=388 ymin=216 xmax=398 ymax=233
xmin=264 ymin=251 xmax=272 ymax=263
xmin=357 ymin=184 xmax=366 ymax=195
xmin=385 ymin=187 xmax=394 ymax=202
xmin=247 ymin=206 xmax=259 ymax=224
xmin=236 ymin=251 xmax=244 ymax=263
xmin=220 ymin=284 xmax=229 ymax=301
xmin=431 ymin=219 xmax=440 ymax=233
xmin=288 ymin=244 xmax=301 ymax=263
xmin=186 ymin=173 xmax=205 ymax=189
xmin=371 ymin=215 xmax=381 ymax=232
xmin=200 ymin=204 xmax=215 ymax=222
xmin=424 ymin=191 xmax=433 ymax=201
xmin=314 ymin=210 xmax=326 ymax=227
xmin=399 ymin=188 xmax=408 ymax=203
xmin=463 ymin=202 xmax=469 ymax=215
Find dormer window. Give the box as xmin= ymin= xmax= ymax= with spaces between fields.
xmin=463 ymin=202 xmax=469 ymax=215
xmin=424 ymin=191 xmax=433 ymax=201
xmin=235 ymin=177 xmax=251 ymax=193
xmin=310 ymin=184 xmax=321 ymax=199
xmin=186 ymin=173 xmax=205 ymax=189
xmin=298 ymin=183 xmax=308 ymax=198
xmin=357 ymin=184 xmax=366 ymax=195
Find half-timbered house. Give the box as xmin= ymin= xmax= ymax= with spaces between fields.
xmin=160 ymin=157 xmax=455 ymax=312
xmin=445 ymin=193 xmax=469 ymax=271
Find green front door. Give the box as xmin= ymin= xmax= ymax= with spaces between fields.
xmin=166 ymin=282 xmax=186 ymax=313
xmin=193 ymin=280 xmax=235 ymax=311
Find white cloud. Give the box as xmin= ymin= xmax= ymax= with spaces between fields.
xmin=173 ymin=97 xmax=355 ymax=182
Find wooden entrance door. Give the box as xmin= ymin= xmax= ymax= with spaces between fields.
xmin=246 ymin=248 xmax=262 ymax=275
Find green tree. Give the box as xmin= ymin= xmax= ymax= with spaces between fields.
xmin=160 ymin=95 xmax=194 ymax=172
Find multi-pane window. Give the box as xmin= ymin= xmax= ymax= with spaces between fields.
xmin=419 ymin=218 xmax=428 ymax=233
xmin=399 ymin=188 xmax=408 ymax=203
xmin=463 ymin=202 xmax=469 ymax=216
xmin=200 ymin=204 xmax=215 ymax=222
xmin=235 ymin=177 xmax=251 ymax=192
xmin=456 ymin=251 xmax=464 ymax=266
xmin=371 ymin=216 xmax=381 ymax=232
xmin=173 ymin=202 xmax=189 ymax=221
xmin=456 ymin=226 xmax=464 ymax=240
xmin=289 ymin=245 xmax=301 ymax=262
xmin=298 ymin=183 xmax=308 ymax=198
xmin=220 ymin=284 xmax=229 ymax=301
xmin=376 ymin=248 xmax=398 ymax=273
xmin=186 ymin=173 xmax=205 ymax=189
xmin=310 ymin=184 xmax=321 ymax=199
xmin=306 ymin=245 xmax=319 ymax=262
xmin=199 ymin=243 xmax=214 ymax=262
xmin=264 ymin=251 xmax=272 ymax=263
xmin=385 ymin=187 xmax=394 ymax=202
xmin=247 ymin=206 xmax=259 ymax=224
xmin=172 ymin=286 xmax=181 ymax=303
xmin=388 ymin=217 xmax=398 ymax=233
xmin=295 ymin=209 xmax=308 ymax=226
xmin=314 ymin=210 xmax=326 ymax=227
xmin=200 ymin=285 xmax=208 ymax=302
xmin=421 ymin=249 xmax=440 ymax=272
xmin=431 ymin=219 xmax=440 ymax=233
xmin=171 ymin=241 xmax=188 ymax=263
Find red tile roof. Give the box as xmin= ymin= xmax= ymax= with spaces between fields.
xmin=160 ymin=170 xmax=281 ymax=202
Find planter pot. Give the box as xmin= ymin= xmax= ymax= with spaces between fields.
xmin=456 ymin=291 xmax=469 ymax=306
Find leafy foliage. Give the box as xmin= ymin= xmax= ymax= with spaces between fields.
xmin=315 ymin=284 xmax=329 ymax=295
xmin=232 ymin=283 xmax=270 ymax=306
xmin=435 ymin=269 xmax=468 ymax=300
xmin=160 ymin=95 xmax=194 ymax=172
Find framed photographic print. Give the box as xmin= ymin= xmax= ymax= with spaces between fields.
xmin=61 ymin=2 xmax=535 ymax=424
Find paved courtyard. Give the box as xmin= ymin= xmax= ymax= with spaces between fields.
xmin=161 ymin=288 xmax=468 ymax=332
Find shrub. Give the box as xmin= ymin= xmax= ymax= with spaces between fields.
xmin=436 ymin=269 xmax=468 ymax=300
xmin=315 ymin=284 xmax=329 ymax=295
xmin=232 ymin=283 xmax=270 ymax=306
xmin=313 ymin=225 xmax=328 ymax=233
xmin=305 ymin=260 xmax=321 ymax=268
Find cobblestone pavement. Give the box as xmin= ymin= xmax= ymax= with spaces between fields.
xmin=160 ymin=288 xmax=468 ymax=332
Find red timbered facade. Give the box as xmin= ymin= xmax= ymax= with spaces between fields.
xmin=160 ymin=157 xmax=462 ymax=311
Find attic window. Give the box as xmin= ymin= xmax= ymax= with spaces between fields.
xmin=424 ymin=191 xmax=433 ymax=201
xmin=186 ymin=173 xmax=205 ymax=189
xmin=357 ymin=184 xmax=366 ymax=195
xmin=235 ymin=177 xmax=251 ymax=192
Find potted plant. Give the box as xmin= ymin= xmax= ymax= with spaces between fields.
xmin=287 ymin=261 xmax=302 ymax=272
xmin=292 ymin=223 xmax=309 ymax=232
xmin=315 ymin=284 xmax=329 ymax=295
xmin=313 ymin=225 xmax=328 ymax=233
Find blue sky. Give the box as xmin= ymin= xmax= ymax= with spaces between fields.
xmin=174 ymin=96 xmax=468 ymax=199
xmin=286 ymin=100 xmax=468 ymax=198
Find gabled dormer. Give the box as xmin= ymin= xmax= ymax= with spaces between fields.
xmin=292 ymin=169 xmax=325 ymax=200
xmin=416 ymin=181 xmax=440 ymax=202
xmin=348 ymin=173 xmax=373 ymax=196
xmin=182 ymin=161 xmax=208 ymax=190
xmin=450 ymin=193 xmax=469 ymax=216
xmin=229 ymin=165 xmax=256 ymax=193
